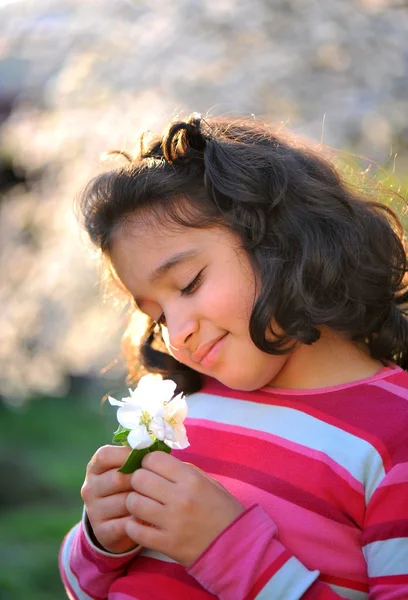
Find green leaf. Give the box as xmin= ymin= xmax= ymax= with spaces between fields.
xmin=112 ymin=430 xmax=131 ymax=444
xmin=118 ymin=447 xmax=151 ymax=473
xmin=117 ymin=440 xmax=172 ymax=473
xmin=113 ymin=424 xmax=128 ymax=435
xmin=156 ymin=439 xmax=172 ymax=454
xmin=112 ymin=425 xmax=131 ymax=444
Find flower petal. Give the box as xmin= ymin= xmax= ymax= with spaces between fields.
xmin=137 ymin=375 xmax=177 ymax=402
xmin=158 ymin=379 xmax=178 ymax=398
xmin=173 ymin=424 xmax=190 ymax=449
xmin=150 ymin=415 xmax=166 ymax=441
xmin=117 ymin=404 xmax=142 ymax=429
xmin=135 ymin=374 xmax=162 ymax=392
xmin=164 ymin=434 xmax=189 ymax=450
xmin=127 ymin=426 xmax=153 ymax=450
xmin=129 ymin=376 xmax=173 ymax=416
xmin=108 ymin=396 xmax=125 ymax=407
xmin=163 ymin=394 xmax=188 ymax=424
xmin=163 ymin=424 xmax=189 ymax=450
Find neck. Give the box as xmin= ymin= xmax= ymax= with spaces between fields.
xmin=267 ymin=327 xmax=384 ymax=390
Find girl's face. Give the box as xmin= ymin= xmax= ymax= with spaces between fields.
xmin=110 ymin=218 xmax=290 ymax=391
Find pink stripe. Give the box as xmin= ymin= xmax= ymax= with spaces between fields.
xmin=260 ymin=384 xmax=408 ymax=471
xmin=365 ymin=481 xmax=408 ymax=526
xmin=120 ymin=558 xmax=216 ymax=599
xmin=212 ymin=475 xmax=367 ymax=580
xmin=188 ymin=505 xmax=262 ymax=570
xmin=70 ymin=542 xmax=108 ymax=597
xmin=319 ymin=573 xmax=368 ymax=592
xmin=245 ymin=550 xmax=292 ymax=600
xmin=196 ymin=389 xmax=395 ymax=472
xmin=370 ymin=574 xmax=408 ymax=585
xmin=69 ymin=527 xmax=131 ymax=598
xmin=186 ymin=418 xmax=364 ymax=496
xmin=369 ymin=581 xmax=408 ymax=600
xmin=370 ymin=379 xmax=408 ymax=401
xmin=187 ymin=450 xmax=358 ymax=526
xmin=111 ymin=595 xmax=140 ymax=600
xmin=59 ymin=527 xmax=105 ymax=600
xmin=302 ymin=581 xmax=349 ymax=599
xmin=70 ymin=563 xmax=107 ymax=599
xmin=377 ymin=462 xmax=408 ymax=486
xmin=362 ymin=519 xmax=408 ymax=545
xmin=206 ymin=505 xmax=283 ymax=577
xmin=188 ymin=504 xmax=284 ymax=599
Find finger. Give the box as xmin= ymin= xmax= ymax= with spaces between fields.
xmin=141 ymin=451 xmax=188 ymax=482
xmin=130 ymin=468 xmax=175 ymax=504
xmin=87 ymin=445 xmax=133 ymax=476
xmin=92 ymin=468 xmax=134 ymax=498
xmin=126 ymin=492 xmax=165 ymax=528
xmin=186 ymin=464 xmax=227 ymax=492
xmin=96 ymin=515 xmax=132 ymax=547
xmin=125 ymin=515 xmax=165 ymax=551
xmin=93 ymin=492 xmax=130 ymax=521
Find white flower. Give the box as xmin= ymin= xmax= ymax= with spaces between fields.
xmin=151 ymin=393 xmax=189 ymax=449
xmin=108 ymin=374 xmax=190 ymax=451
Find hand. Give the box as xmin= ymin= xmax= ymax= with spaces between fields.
xmin=124 ymin=451 xmax=245 ymax=566
xmin=81 ymin=445 xmax=139 ymax=554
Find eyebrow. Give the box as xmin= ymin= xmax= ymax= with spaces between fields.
xmin=148 ymin=249 xmax=199 ymax=283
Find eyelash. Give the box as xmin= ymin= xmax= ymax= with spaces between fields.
xmin=181 ymin=270 xmax=204 ymax=296
xmin=157 ymin=270 xmax=204 ymax=326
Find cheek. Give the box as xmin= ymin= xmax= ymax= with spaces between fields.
xmin=204 ymin=274 xmax=254 ymax=325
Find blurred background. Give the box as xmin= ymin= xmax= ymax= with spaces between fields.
xmin=1 ymin=0 xmax=408 ymax=598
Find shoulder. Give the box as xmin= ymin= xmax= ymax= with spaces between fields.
xmin=186 ymin=370 xmax=408 ymax=463
xmin=362 ymin=367 xmax=408 ymax=464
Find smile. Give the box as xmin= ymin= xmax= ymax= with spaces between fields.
xmin=193 ymin=334 xmax=228 ymax=368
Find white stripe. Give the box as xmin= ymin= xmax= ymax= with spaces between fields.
xmin=363 ymin=537 xmax=408 ymax=576
xmin=255 ymin=556 xmax=319 ymax=599
xmin=188 ymin=392 xmax=385 ymax=502
xmin=138 ymin=547 xmax=177 ymax=563
xmin=61 ymin=524 xmax=94 ymax=600
xmin=329 ymin=584 xmax=367 ymax=599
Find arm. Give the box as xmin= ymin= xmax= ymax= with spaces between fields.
xmin=362 ymin=462 xmax=408 ymax=599
xmin=59 ymin=445 xmax=141 ymax=600
xmin=188 ymin=464 xmax=408 ymax=600
xmin=123 ymin=452 xmax=345 ymax=600
xmin=59 ymin=511 xmax=140 ymax=600
xmin=187 ymin=504 xmax=343 ymax=600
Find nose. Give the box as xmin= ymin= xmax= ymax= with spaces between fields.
xmin=165 ymin=312 xmax=198 ymax=354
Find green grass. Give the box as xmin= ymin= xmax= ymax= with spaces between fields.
xmin=0 ymin=388 xmax=121 ymax=600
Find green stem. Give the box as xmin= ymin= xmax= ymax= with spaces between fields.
xmin=118 ymin=439 xmax=171 ymax=474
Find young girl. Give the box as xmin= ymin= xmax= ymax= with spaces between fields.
xmin=59 ymin=114 xmax=408 ymax=600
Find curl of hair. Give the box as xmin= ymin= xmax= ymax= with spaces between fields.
xmin=80 ymin=114 xmax=408 ymax=394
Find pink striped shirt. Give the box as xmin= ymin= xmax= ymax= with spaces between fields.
xmin=59 ymin=364 xmax=408 ymax=599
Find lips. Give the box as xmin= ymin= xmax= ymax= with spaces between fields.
xmin=192 ymin=334 xmax=227 ymax=365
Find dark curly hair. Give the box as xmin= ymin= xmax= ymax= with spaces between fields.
xmin=80 ymin=113 xmax=408 ymax=394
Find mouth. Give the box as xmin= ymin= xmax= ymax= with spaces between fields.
xmin=192 ymin=334 xmax=228 ymax=368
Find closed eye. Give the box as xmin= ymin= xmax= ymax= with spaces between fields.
xmin=156 ymin=269 xmax=205 ymax=326
xmin=181 ymin=269 xmax=204 ymax=296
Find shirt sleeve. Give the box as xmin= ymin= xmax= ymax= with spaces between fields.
xmin=187 ymin=485 xmax=408 ymax=600
xmin=187 ymin=504 xmax=341 ymax=599
xmin=362 ymin=462 xmax=408 ymax=599
xmin=59 ymin=511 xmax=141 ymax=600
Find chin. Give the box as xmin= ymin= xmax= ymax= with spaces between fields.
xmin=215 ymin=372 xmax=271 ymax=392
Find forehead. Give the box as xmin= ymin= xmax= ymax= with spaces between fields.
xmin=112 ymin=218 xmax=224 ymax=261
xmin=109 ymin=217 xmax=238 ymax=290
